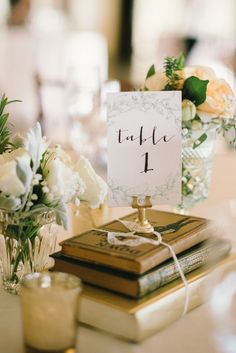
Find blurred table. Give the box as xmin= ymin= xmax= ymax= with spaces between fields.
xmin=1 ymin=149 xmax=236 ymax=353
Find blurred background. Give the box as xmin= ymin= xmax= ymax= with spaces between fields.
xmin=0 ymin=0 xmax=235 ymax=167
xmin=1 ymin=4 xmax=236 ymax=350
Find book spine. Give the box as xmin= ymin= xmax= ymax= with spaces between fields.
xmin=138 ymin=241 xmax=231 ymax=297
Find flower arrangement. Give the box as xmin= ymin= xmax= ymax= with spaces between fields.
xmin=144 ymin=54 xmax=235 ymax=147
xmin=0 ymin=95 xmax=107 ymax=225
xmin=0 ymin=94 xmax=107 ymax=292
xmin=143 ymin=54 xmax=235 ymax=209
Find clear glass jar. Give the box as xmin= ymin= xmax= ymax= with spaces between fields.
xmin=177 ymin=126 xmax=217 ymax=213
xmin=0 ymin=210 xmax=57 ymax=294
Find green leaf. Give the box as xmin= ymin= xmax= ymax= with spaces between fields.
xmin=193 ymin=133 xmax=208 ymax=149
xmin=145 ymin=64 xmax=155 ymax=79
xmin=176 ymin=53 xmax=185 ymax=70
xmin=163 ymin=54 xmax=185 ymax=90
xmin=0 ymin=94 xmax=21 ymax=153
xmin=182 ymin=76 xmax=209 ymax=106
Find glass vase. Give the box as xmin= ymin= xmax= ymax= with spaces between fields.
xmin=177 ymin=127 xmax=217 ymax=213
xmin=0 ymin=210 xmax=57 ymax=294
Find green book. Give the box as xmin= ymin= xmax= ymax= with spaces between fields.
xmin=52 ymin=238 xmax=231 ymax=298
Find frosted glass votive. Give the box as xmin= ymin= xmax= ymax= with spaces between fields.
xmin=20 ymin=272 xmax=81 ymax=353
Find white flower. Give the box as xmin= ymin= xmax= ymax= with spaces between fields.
xmin=182 ymin=128 xmax=189 ymax=136
xmin=191 ymin=120 xmax=202 ymax=131
xmin=35 ymin=174 xmax=42 ymax=180
xmin=23 ymin=123 xmax=48 ymax=172
xmin=0 ymin=148 xmax=33 ymax=197
xmin=75 ymin=198 xmax=81 ymax=207
xmin=197 ymin=111 xmax=213 ymax=123
xmin=42 ymin=186 xmax=49 ymax=193
xmin=75 ymin=156 xmax=107 ymax=208
xmin=32 ymin=179 xmax=39 ymax=186
xmin=225 ymin=126 xmax=236 ymax=143
xmin=42 ymin=146 xmax=85 ymax=203
xmin=182 ymin=99 xmax=196 ymax=121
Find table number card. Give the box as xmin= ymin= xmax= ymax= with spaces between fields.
xmin=107 ymin=91 xmax=182 ymax=207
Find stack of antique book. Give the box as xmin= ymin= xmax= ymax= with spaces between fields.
xmin=52 ymin=210 xmax=234 ymax=341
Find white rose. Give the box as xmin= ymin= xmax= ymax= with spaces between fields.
xmin=182 ymin=99 xmax=197 ymax=121
xmin=43 ymin=146 xmax=85 ymax=203
xmin=0 ymin=148 xmax=33 ymax=197
xmin=76 ymin=156 xmax=107 ymax=208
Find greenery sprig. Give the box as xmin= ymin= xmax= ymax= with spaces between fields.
xmin=0 ymin=94 xmax=20 ymax=153
xmin=163 ymin=53 xmax=185 ymax=90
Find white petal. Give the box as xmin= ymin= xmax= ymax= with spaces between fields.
xmin=197 ymin=110 xmax=216 ymax=123
xmin=76 ymin=156 xmax=107 ymax=208
xmin=225 ymin=126 xmax=236 ymax=142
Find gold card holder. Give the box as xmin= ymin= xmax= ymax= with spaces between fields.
xmin=131 ymin=196 xmax=154 ymax=233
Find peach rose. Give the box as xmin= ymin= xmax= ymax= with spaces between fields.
xmin=144 ymin=69 xmax=168 ymax=91
xmin=182 ymin=66 xmax=216 ymax=81
xmin=197 ymin=78 xmax=234 ymax=119
xmin=182 ymin=66 xmax=234 ymax=119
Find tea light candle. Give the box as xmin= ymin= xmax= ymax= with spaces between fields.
xmin=21 ymin=272 xmax=81 ymax=353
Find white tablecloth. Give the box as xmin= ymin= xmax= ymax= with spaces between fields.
xmin=0 ymin=150 xmax=236 ymax=353
xmin=0 ymin=286 xmax=218 ymax=353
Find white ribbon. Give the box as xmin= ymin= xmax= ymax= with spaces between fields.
xmin=102 ymin=219 xmax=189 ymax=316
xmin=118 ymin=219 xmax=154 ymax=234
xmin=107 ymin=231 xmax=160 ymax=247
xmin=152 ymin=230 xmax=189 ymax=316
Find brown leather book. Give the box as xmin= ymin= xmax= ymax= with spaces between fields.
xmin=60 ymin=209 xmax=218 ymax=274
